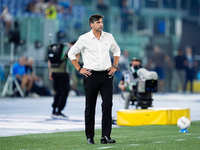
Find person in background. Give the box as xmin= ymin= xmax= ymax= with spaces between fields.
xmin=184 ymin=46 xmax=198 ymax=93
xmin=96 ymin=0 xmax=108 ymax=11
xmin=26 ymin=57 xmax=40 ymax=81
xmin=118 ymin=50 xmax=130 ymax=71
xmin=96 ymin=0 xmax=109 ymax=31
xmin=68 ymin=14 xmax=121 ymax=144
xmin=120 ymin=0 xmax=134 ymax=33
xmin=0 ymin=6 xmax=13 ymax=35
xmin=26 ymin=57 xmax=50 ymax=96
xmin=12 ymin=57 xmax=33 ymax=96
xmin=147 ymin=45 xmax=173 ymax=92
xmin=113 ymin=50 xmax=130 ymax=94
xmin=45 ymin=0 xmax=57 ymax=19
xmin=118 ymin=58 xmax=141 ymax=109
xmin=173 ymin=48 xmax=187 ymax=92
xmin=48 ymin=43 xmax=71 ymax=119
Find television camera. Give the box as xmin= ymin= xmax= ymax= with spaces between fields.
xmin=125 ymin=68 xmax=158 ymax=109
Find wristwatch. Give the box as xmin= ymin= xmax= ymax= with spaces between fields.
xmin=113 ymin=65 xmax=118 ymax=70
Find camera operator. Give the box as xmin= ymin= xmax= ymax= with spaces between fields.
xmin=119 ymin=57 xmax=158 ymax=109
xmin=48 ymin=42 xmax=75 ymax=119
xmin=118 ymin=57 xmax=141 ymax=109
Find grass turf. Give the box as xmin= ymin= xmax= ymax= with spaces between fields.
xmin=0 ymin=121 xmax=200 ymax=150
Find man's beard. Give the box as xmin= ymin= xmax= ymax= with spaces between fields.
xmin=96 ymin=27 xmax=103 ymax=32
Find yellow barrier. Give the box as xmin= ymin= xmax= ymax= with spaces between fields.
xmin=169 ymin=108 xmax=190 ymax=124
xmin=186 ymin=80 xmax=200 ymax=93
xmin=117 ymin=108 xmax=190 ymax=126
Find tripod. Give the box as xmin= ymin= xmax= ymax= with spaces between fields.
xmin=1 ymin=43 xmax=24 ymax=97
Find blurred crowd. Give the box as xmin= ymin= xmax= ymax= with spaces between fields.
xmin=117 ymin=45 xmax=198 ymax=94
xmin=26 ymin=0 xmax=73 ymax=19
xmin=0 ymin=0 xmax=137 ymax=34
xmin=0 ymin=0 xmax=74 ymax=37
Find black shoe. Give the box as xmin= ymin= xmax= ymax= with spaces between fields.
xmin=25 ymin=91 xmax=29 ymax=96
xmin=56 ymin=112 xmax=68 ymax=119
xmin=52 ymin=109 xmax=56 ymax=114
xmin=101 ymin=136 xmax=116 ymax=144
xmin=87 ymin=138 xmax=95 ymax=144
xmin=51 ymin=110 xmax=57 ymax=118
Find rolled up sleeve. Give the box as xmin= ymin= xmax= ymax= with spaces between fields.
xmin=68 ymin=37 xmax=83 ymax=60
xmin=110 ymin=35 xmax=121 ymax=57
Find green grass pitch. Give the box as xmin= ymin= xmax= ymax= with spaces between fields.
xmin=0 ymin=121 xmax=200 ymax=150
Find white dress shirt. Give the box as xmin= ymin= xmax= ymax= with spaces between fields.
xmin=68 ymin=30 xmax=121 ymax=71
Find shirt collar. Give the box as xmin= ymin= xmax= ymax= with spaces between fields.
xmin=89 ymin=30 xmax=104 ymax=39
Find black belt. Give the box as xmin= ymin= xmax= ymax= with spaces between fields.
xmin=90 ymin=70 xmax=108 ymax=73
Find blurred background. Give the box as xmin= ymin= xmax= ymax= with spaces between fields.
xmin=1 ymin=0 xmax=200 ymax=96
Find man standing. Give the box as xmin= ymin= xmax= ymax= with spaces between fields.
xmin=147 ymin=45 xmax=173 ymax=92
xmin=174 ymin=48 xmax=187 ymax=92
xmin=184 ymin=46 xmax=198 ymax=93
xmin=48 ymin=43 xmax=71 ymax=118
xmin=68 ymin=14 xmax=121 ymax=144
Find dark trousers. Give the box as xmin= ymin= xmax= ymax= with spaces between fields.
xmin=52 ymin=73 xmax=70 ymax=112
xmin=184 ymin=68 xmax=195 ymax=93
xmin=83 ymin=70 xmax=113 ymax=139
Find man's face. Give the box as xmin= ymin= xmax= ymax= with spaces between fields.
xmin=19 ymin=57 xmax=27 ymax=66
xmin=131 ymin=60 xmax=140 ymax=67
xmin=28 ymin=59 xmax=34 ymax=66
xmin=90 ymin=18 xmax=103 ymax=32
xmin=186 ymin=48 xmax=192 ymax=55
xmin=178 ymin=50 xmax=183 ymax=55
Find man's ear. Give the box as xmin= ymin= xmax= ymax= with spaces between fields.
xmin=90 ymin=23 xmax=93 ymax=28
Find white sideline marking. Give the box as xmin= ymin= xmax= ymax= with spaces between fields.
xmin=195 ymin=136 xmax=200 ymax=138
xmin=97 ymin=146 xmax=115 ymax=149
xmin=152 ymin=141 xmax=165 ymax=143
xmin=174 ymin=139 xmax=185 ymax=141
xmin=129 ymin=144 xmax=142 ymax=146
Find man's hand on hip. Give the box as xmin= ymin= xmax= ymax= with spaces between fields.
xmin=80 ymin=68 xmax=92 ymax=77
